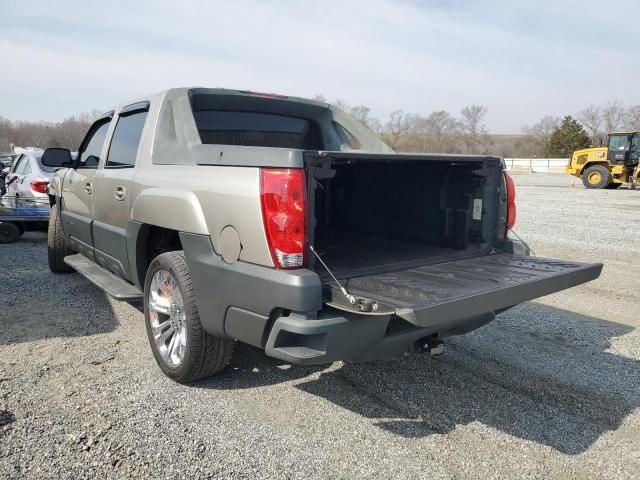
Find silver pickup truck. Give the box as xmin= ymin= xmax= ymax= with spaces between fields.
xmin=42 ymin=88 xmax=602 ymax=383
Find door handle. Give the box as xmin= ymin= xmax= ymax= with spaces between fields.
xmin=84 ymin=182 xmax=93 ymax=195
xmin=114 ymin=186 xmax=126 ymax=201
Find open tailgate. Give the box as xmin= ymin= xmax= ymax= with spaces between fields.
xmin=324 ymin=254 xmax=602 ymax=327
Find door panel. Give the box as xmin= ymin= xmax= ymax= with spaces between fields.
xmin=60 ymin=117 xmax=113 ymax=256
xmin=92 ymin=168 xmax=136 ymax=278
xmin=61 ymin=168 xmax=98 ymax=253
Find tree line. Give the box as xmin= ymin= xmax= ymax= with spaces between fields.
xmin=316 ymin=95 xmax=639 ymax=157
xmin=2 ymin=98 xmax=638 ymax=158
xmin=0 ymin=111 xmax=101 ymax=153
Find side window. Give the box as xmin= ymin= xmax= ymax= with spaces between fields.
xmin=105 ymin=111 xmax=148 ymax=168
xmin=15 ymin=157 xmax=31 ymax=174
xmin=10 ymin=155 xmax=23 ymax=173
xmin=78 ymin=120 xmax=112 ymax=168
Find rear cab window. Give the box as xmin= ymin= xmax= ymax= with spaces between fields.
xmin=189 ymin=92 xmax=324 ymax=150
xmin=193 ymin=110 xmax=322 ymax=149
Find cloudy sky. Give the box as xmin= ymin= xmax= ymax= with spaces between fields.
xmin=1 ymin=0 xmax=638 ymax=132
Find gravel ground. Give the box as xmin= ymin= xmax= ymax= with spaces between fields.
xmin=1 ymin=173 xmax=639 ymax=479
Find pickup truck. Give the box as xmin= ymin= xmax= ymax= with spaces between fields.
xmin=41 ymin=88 xmax=602 ymax=383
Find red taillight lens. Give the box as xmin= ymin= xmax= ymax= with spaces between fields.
xmin=30 ymin=180 xmax=49 ymax=194
xmin=504 ymin=172 xmax=516 ymax=235
xmin=260 ymin=168 xmax=306 ymax=268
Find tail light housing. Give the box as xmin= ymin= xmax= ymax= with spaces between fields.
xmin=30 ymin=180 xmax=49 ymax=194
xmin=260 ymin=168 xmax=306 ymax=268
xmin=504 ymin=172 xmax=516 ymax=236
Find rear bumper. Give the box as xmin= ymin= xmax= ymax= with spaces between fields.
xmin=264 ymin=310 xmax=495 ymax=365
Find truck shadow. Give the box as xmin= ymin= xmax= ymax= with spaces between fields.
xmin=0 ymin=235 xmax=117 ymax=344
xmin=196 ymin=342 xmax=327 ymax=389
xmin=293 ymin=303 xmax=638 ymax=455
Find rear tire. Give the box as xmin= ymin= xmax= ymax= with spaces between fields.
xmin=0 ymin=222 xmax=20 ymax=244
xmin=48 ymin=204 xmax=73 ymax=273
xmin=582 ymin=165 xmax=611 ymax=189
xmin=144 ymin=251 xmax=234 ymax=383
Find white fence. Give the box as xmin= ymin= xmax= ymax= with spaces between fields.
xmin=503 ymin=158 xmax=569 ymax=173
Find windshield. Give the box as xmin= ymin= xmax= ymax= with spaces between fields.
xmin=609 ymin=135 xmax=631 ymax=151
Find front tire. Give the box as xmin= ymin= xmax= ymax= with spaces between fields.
xmin=48 ymin=204 xmax=73 ymax=273
xmin=582 ymin=165 xmax=611 ymax=189
xmin=144 ymin=251 xmax=234 ymax=383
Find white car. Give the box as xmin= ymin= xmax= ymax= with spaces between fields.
xmin=3 ymin=150 xmax=53 ymax=211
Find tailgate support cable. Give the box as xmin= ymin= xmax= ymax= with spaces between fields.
xmin=308 ymin=243 xmax=356 ymax=305
xmin=507 ymin=227 xmax=537 ymax=257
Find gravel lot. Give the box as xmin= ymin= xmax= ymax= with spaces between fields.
xmin=1 ymin=173 xmax=639 ymax=479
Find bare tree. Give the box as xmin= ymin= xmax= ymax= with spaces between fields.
xmin=331 ymin=99 xmax=350 ymax=112
xmin=348 ymin=105 xmax=371 ymax=124
xmin=413 ymin=110 xmax=459 ymax=153
xmin=602 ymin=100 xmax=625 ymax=133
xmin=460 ymin=105 xmax=489 ymax=154
xmin=625 ymin=105 xmax=640 ymax=131
xmin=522 ymin=115 xmax=561 ymax=154
xmin=313 ymin=95 xmax=383 ymax=132
xmin=385 ymin=110 xmax=413 ymax=151
xmin=577 ymin=106 xmax=602 ymax=144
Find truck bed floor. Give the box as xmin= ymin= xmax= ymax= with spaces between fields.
xmin=314 ymin=230 xmax=482 ymax=278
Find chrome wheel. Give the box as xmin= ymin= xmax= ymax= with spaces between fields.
xmin=148 ymin=269 xmax=187 ymax=368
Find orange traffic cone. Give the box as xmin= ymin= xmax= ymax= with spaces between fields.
xmin=570 ymin=179 xmax=575 ymax=188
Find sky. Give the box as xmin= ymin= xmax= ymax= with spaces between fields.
xmin=1 ymin=0 xmax=638 ymax=133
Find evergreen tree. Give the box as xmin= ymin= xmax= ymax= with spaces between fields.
xmin=545 ymin=116 xmax=591 ymax=157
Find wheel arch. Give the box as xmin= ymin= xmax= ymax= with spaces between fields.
xmin=579 ymin=161 xmax=609 ymax=176
xmin=128 ymin=222 xmax=183 ymax=289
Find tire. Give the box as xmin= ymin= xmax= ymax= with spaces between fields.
xmin=47 ymin=204 xmax=73 ymax=273
xmin=144 ymin=251 xmax=234 ymax=383
xmin=0 ymin=222 xmax=20 ymax=244
xmin=582 ymin=165 xmax=611 ymax=189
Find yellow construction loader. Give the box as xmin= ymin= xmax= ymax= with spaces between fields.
xmin=566 ymin=131 xmax=640 ymax=189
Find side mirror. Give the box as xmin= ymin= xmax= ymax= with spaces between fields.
xmin=42 ymin=148 xmax=74 ymax=168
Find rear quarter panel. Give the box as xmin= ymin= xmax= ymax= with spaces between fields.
xmin=130 ymin=165 xmax=273 ymax=267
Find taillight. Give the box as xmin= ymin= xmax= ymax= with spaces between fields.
xmin=30 ymin=180 xmax=49 ymax=194
xmin=504 ymin=172 xmax=516 ymax=235
xmin=260 ymin=168 xmax=306 ymax=268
